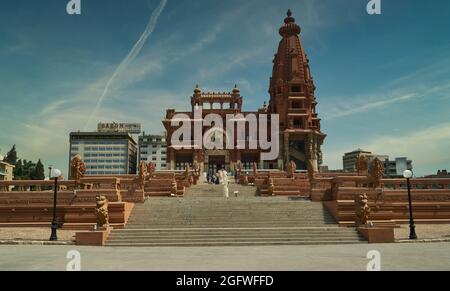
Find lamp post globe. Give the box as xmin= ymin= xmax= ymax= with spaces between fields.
xmin=403 ymin=170 xmax=413 ymax=179
xmin=49 ymin=168 xmax=61 ymax=241
xmin=403 ymin=169 xmax=417 ymax=240
xmin=50 ymin=169 xmax=61 ymax=179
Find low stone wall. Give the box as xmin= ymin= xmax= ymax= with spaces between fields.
xmin=324 ymin=177 xmax=450 ymax=227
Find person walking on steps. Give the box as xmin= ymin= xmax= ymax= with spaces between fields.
xmin=221 ymin=167 xmax=229 ymax=199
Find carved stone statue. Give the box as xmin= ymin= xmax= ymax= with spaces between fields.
xmin=355 ymin=193 xmax=371 ymax=226
xmin=242 ymin=174 xmax=249 ymax=186
xmin=147 ymin=162 xmax=156 ymax=179
xmin=193 ymin=161 xmax=200 ymax=176
xmin=95 ymin=195 xmax=109 ymax=228
xmin=70 ymin=154 xmax=86 ymax=181
xmin=371 ymin=158 xmax=385 ymax=188
xmin=356 ymin=155 xmax=369 ymax=175
xmin=268 ymin=178 xmax=275 ymax=196
xmin=138 ymin=161 xmax=147 ymax=184
xmin=170 ymin=179 xmax=178 ymax=197
xmin=287 ymin=161 xmax=297 ymax=179
xmin=236 ymin=161 xmax=243 ymax=174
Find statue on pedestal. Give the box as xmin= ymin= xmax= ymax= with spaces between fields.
xmin=371 ymin=158 xmax=385 ymax=188
xmin=355 ymin=193 xmax=371 ymax=226
xmin=170 ymin=179 xmax=178 ymax=197
xmin=147 ymin=162 xmax=156 ymax=179
xmin=287 ymin=161 xmax=297 ymax=180
xmin=138 ymin=161 xmax=147 ymax=185
xmin=70 ymin=154 xmax=86 ymax=181
xmin=95 ymin=195 xmax=109 ymax=228
xmin=268 ymin=178 xmax=275 ymax=196
xmin=356 ymin=155 xmax=369 ymax=176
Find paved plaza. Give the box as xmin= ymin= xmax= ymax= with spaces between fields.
xmin=0 ymin=243 xmax=449 ymax=271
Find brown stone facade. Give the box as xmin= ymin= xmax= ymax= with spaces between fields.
xmin=163 ymin=10 xmax=326 ymax=174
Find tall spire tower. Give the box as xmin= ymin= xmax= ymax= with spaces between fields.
xmin=269 ymin=10 xmax=326 ymax=171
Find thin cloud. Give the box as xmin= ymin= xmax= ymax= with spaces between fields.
xmin=325 ymin=93 xmax=417 ymax=120
xmin=84 ymin=0 xmax=168 ymax=130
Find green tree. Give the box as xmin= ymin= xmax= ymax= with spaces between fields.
xmin=30 ymin=159 xmax=45 ymax=180
xmin=13 ymin=159 xmax=36 ymax=180
xmin=5 ymin=145 xmax=17 ymax=165
xmin=13 ymin=159 xmax=23 ymax=180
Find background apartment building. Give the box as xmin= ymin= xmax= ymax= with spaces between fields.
xmin=343 ymin=149 xmax=413 ymax=178
xmin=69 ymin=132 xmax=137 ymax=176
xmin=0 ymin=156 xmax=14 ymax=181
xmin=138 ymin=134 xmax=168 ymax=170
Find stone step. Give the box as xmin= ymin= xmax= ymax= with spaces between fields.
xmin=109 ymin=234 xmax=363 ymax=240
xmin=106 ymin=240 xmax=366 ymax=247
xmin=108 ymin=237 xmax=365 ymax=244
xmin=106 ymin=183 xmax=366 ymax=246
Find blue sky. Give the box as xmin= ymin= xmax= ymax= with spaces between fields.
xmin=0 ymin=0 xmax=449 ymax=176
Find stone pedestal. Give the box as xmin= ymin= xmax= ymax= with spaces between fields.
xmin=75 ymin=226 xmax=111 ymax=246
xmin=357 ymin=226 xmax=395 ymax=244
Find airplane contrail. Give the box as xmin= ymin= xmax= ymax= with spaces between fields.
xmin=84 ymin=0 xmax=168 ymax=130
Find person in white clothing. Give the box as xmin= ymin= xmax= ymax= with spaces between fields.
xmin=221 ymin=168 xmax=229 ymax=198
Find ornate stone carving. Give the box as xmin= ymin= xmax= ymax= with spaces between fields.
xmin=138 ymin=161 xmax=147 ymax=184
xmin=193 ymin=161 xmax=200 ymax=176
xmin=371 ymin=158 xmax=385 ymax=188
xmin=170 ymin=179 xmax=178 ymax=196
xmin=147 ymin=162 xmax=156 ymax=179
xmin=236 ymin=161 xmax=243 ymax=174
xmin=268 ymin=178 xmax=275 ymax=196
xmin=355 ymin=193 xmax=371 ymax=226
xmin=356 ymin=155 xmax=369 ymax=175
xmin=287 ymin=161 xmax=297 ymax=179
xmin=95 ymin=195 xmax=109 ymax=228
xmin=243 ymin=174 xmax=249 ymax=186
xmin=70 ymin=154 xmax=86 ymax=181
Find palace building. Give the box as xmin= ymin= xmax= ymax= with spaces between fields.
xmin=163 ymin=10 xmax=326 ymax=174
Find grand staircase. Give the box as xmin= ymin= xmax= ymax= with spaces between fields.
xmin=106 ymin=183 xmax=366 ymax=246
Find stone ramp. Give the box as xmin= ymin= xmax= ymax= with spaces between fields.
xmin=107 ymin=188 xmax=366 ymax=246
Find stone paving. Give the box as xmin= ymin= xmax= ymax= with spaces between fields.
xmin=0 ymin=243 xmax=449 ymax=271
xmin=0 ymin=228 xmax=76 ymax=243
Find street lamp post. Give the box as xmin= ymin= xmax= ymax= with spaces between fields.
xmin=403 ymin=170 xmax=418 ymax=240
xmin=49 ymin=168 xmax=62 ymax=241
xmin=48 ymin=165 xmax=53 ymax=180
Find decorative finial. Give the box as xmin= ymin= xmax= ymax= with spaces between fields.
xmin=287 ymin=9 xmax=292 ymax=17
xmin=194 ymin=84 xmax=201 ymax=94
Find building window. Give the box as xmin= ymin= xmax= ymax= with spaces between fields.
xmin=291 ymin=85 xmax=301 ymax=93
xmin=293 ymin=119 xmax=302 ymax=128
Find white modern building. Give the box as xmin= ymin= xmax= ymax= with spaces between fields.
xmin=138 ymin=134 xmax=168 ymax=170
xmin=342 ymin=149 xmax=389 ymax=172
xmin=69 ymin=132 xmax=137 ymax=176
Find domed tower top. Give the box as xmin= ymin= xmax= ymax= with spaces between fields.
xmin=232 ymin=84 xmax=240 ymax=94
xmin=279 ymin=9 xmax=301 ymax=37
xmin=193 ymin=84 xmax=202 ymax=94
xmin=269 ymin=10 xmax=322 ymax=133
